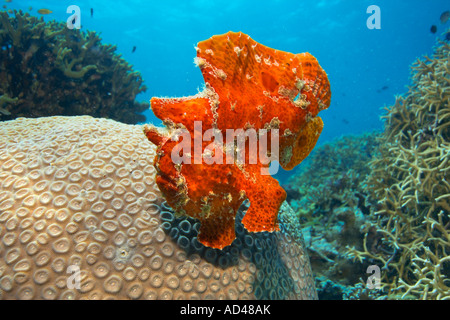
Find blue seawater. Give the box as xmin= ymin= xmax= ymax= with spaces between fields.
xmin=7 ymin=0 xmax=448 ymax=182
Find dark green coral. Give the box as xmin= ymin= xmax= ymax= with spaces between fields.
xmin=0 ymin=10 xmax=147 ymax=123
xmin=0 ymin=93 xmax=18 ymax=115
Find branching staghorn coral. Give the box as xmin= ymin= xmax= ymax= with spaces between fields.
xmin=0 ymin=10 xmax=147 ymax=123
xmin=286 ymin=133 xmax=380 ymax=299
xmin=348 ymin=37 xmax=450 ymax=300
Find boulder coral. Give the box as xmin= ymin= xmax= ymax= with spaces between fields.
xmin=0 ymin=116 xmax=316 ymax=300
xmin=145 ymin=31 xmax=331 ymax=249
xmin=0 ymin=10 xmax=147 ymax=123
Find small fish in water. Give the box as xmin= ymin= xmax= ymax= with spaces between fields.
xmin=91 ymin=8 xmax=93 ymax=17
xmin=0 ymin=107 xmax=12 ymax=116
xmin=377 ymin=85 xmax=389 ymax=93
xmin=430 ymin=25 xmax=437 ymax=34
xmin=440 ymin=10 xmax=450 ymax=24
xmin=37 ymin=9 xmax=52 ymax=15
xmin=5 ymin=0 xmax=12 ymax=3
xmin=445 ymin=32 xmax=450 ymax=41
xmin=132 ymin=46 xmax=137 ymax=53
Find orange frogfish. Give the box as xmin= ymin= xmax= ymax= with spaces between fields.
xmin=144 ymin=31 xmax=331 ymax=249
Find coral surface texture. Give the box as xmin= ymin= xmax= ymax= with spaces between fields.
xmin=0 ymin=116 xmax=316 ymax=300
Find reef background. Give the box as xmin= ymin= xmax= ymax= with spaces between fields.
xmin=287 ymin=36 xmax=449 ymax=300
xmin=2 ymin=1 xmax=445 ymax=151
